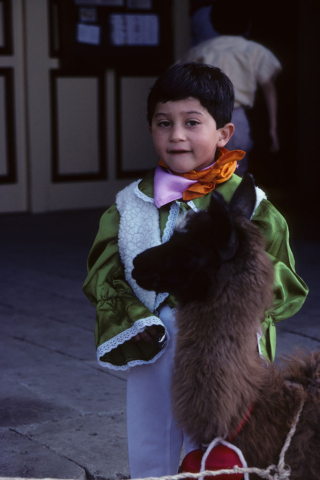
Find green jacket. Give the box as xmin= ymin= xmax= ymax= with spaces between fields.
xmin=83 ymin=171 xmax=308 ymax=370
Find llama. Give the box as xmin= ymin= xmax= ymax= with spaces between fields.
xmin=132 ymin=175 xmax=320 ymax=479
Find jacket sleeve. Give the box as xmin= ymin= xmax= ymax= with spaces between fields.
xmin=83 ymin=204 xmax=166 ymax=370
xmin=252 ymin=199 xmax=308 ymax=362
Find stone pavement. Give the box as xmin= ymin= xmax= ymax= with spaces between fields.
xmin=0 ymin=207 xmax=319 ymax=480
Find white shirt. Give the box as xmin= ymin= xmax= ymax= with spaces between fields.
xmin=180 ymin=35 xmax=282 ymax=108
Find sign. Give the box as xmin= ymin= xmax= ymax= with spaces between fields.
xmin=110 ymin=14 xmax=159 ymax=46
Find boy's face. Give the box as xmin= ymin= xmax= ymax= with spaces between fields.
xmin=149 ymin=97 xmax=233 ymax=173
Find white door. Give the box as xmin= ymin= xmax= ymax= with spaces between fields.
xmin=0 ymin=0 xmax=28 ymax=213
xmin=24 ymin=0 xmax=158 ymax=213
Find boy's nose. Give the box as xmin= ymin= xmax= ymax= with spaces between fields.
xmin=170 ymin=125 xmax=186 ymax=142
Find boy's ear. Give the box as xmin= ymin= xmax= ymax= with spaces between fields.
xmin=148 ymin=125 xmax=152 ymax=135
xmin=217 ymin=123 xmax=235 ymax=147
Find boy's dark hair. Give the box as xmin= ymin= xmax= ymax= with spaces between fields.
xmin=147 ymin=63 xmax=234 ymax=129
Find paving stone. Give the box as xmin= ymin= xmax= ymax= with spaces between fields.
xmin=275 ymin=329 xmax=320 ymax=361
xmin=0 ymin=306 xmax=96 ymax=362
xmin=0 ymin=429 xmax=85 ymax=479
xmin=0 ymin=377 xmax=77 ymax=428
xmin=84 ymin=362 xmax=128 ymax=382
xmin=277 ymin=313 xmax=320 ymax=345
xmin=1 ymin=335 xmax=126 ymax=416
xmin=0 ymin=265 xmax=95 ymax=331
xmin=16 ymin=411 xmax=129 ymax=480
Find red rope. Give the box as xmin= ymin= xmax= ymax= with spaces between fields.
xmin=227 ymin=403 xmax=254 ymax=442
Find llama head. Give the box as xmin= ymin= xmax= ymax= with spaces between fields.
xmin=132 ymin=174 xmax=257 ymax=304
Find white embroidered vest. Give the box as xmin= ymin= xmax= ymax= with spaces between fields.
xmin=116 ymin=181 xmax=161 ymax=312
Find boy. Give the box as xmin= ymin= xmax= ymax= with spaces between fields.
xmin=83 ymin=63 xmax=307 ymax=477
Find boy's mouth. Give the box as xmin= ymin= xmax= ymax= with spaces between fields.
xmin=168 ymin=149 xmax=190 ymax=154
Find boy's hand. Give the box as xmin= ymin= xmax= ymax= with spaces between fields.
xmin=131 ymin=326 xmax=160 ymax=344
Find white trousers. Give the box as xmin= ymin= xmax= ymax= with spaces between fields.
xmin=127 ymin=305 xmax=198 ymax=478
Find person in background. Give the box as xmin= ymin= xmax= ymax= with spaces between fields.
xmin=181 ymin=0 xmax=282 ymax=175
xmin=190 ymin=0 xmax=218 ymax=46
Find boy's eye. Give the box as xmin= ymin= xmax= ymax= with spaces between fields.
xmin=186 ymin=120 xmax=200 ymax=126
xmin=158 ymin=120 xmax=171 ymax=127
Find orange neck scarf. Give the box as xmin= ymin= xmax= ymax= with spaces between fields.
xmin=158 ymin=148 xmax=245 ymax=201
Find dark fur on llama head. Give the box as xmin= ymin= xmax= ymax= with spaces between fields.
xmin=132 ymin=174 xmax=257 ymax=304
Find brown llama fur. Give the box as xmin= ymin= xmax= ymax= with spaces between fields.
xmin=132 ymin=176 xmax=320 ymax=480
xmin=172 ymin=216 xmax=320 ymax=479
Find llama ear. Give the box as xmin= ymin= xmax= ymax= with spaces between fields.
xmin=208 ymin=190 xmax=238 ymax=260
xmin=229 ymin=174 xmax=256 ymax=220
xmin=208 ymin=189 xmax=231 ymax=227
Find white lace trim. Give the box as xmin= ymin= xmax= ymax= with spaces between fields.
xmin=133 ymin=181 xmax=155 ymax=203
xmin=96 ymin=316 xmax=169 ymax=371
xmin=97 ymin=349 xmax=167 ymax=370
xmin=187 ymin=200 xmax=199 ymax=212
xmin=155 ymin=292 xmax=169 ymax=310
xmin=97 ymin=316 xmax=164 ymax=355
xmin=162 ymin=201 xmax=180 ymax=243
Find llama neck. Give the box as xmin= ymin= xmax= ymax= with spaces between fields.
xmin=177 ymin=294 xmax=266 ymax=431
xmin=172 ymin=223 xmax=274 ymax=443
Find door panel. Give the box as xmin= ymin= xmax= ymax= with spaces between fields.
xmin=0 ymin=0 xmax=28 ymax=213
xmin=117 ymin=75 xmax=158 ymax=178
